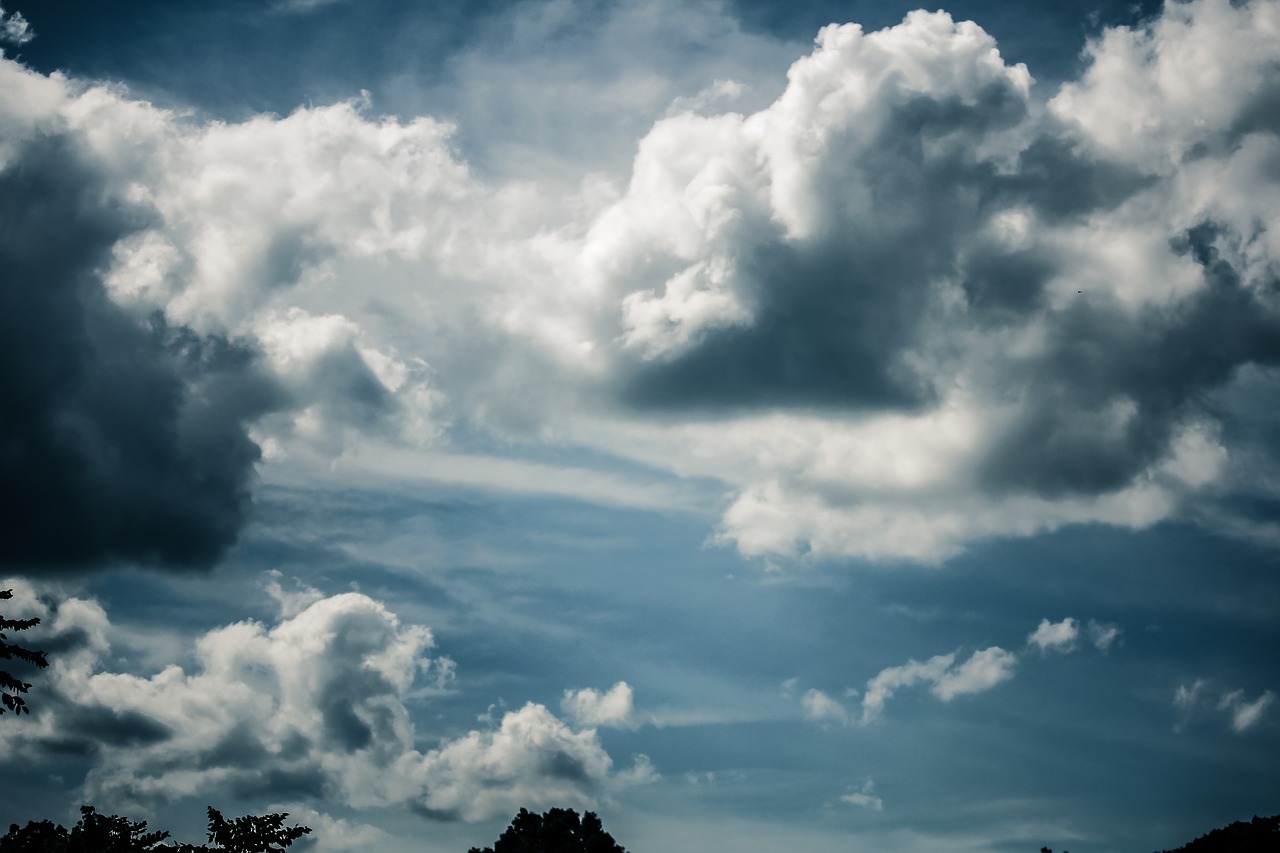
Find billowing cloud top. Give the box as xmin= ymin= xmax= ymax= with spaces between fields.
xmin=0 ymin=586 xmax=650 ymax=822
xmin=1 ymin=0 xmax=1279 ymax=570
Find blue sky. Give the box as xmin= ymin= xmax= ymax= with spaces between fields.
xmin=0 ymin=1 xmax=1277 ymax=851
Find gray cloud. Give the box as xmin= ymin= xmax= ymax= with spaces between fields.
xmin=980 ymin=221 xmax=1280 ymax=498
xmin=619 ymin=31 xmax=1035 ymax=412
xmin=0 ymin=135 xmax=282 ymax=573
xmin=2 ymin=1 xmax=1276 ymax=565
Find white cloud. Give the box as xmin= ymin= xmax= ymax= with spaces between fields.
xmin=0 ymin=5 xmax=32 ymax=47
xmin=1174 ymin=679 xmax=1273 ymax=734
xmin=562 ymin=682 xmax=637 ymax=729
xmin=931 ymin=647 xmax=1018 ymax=702
xmin=1027 ymin=618 xmax=1080 ymax=653
xmin=1220 ymin=689 xmax=1274 ymax=733
xmin=409 ymin=702 xmax=637 ymax=822
xmin=861 ymin=653 xmax=955 ymax=724
xmin=266 ymin=805 xmax=387 ymax=853
xmin=262 ymin=572 xmax=326 ymax=619
xmin=1050 ymin=0 xmax=1280 ymax=169
xmin=0 ymin=587 xmax=647 ymax=821
xmin=860 ymin=642 xmax=1023 ymax=723
xmin=801 ymin=688 xmax=851 ymax=726
xmin=1086 ymin=620 xmax=1122 ymax=652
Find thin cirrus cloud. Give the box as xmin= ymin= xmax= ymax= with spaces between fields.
xmin=0 ymin=583 xmax=652 ymax=822
xmin=0 ymin=0 xmax=1278 ymax=570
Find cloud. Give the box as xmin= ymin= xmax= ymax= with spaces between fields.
xmin=262 ymin=805 xmax=386 ymax=853
xmin=569 ymin=0 xmax=1280 ymax=562
xmin=931 ymin=647 xmax=1018 ymax=701
xmin=1174 ymin=679 xmax=1207 ymax=711
xmin=841 ymin=780 xmax=883 ymax=811
xmin=411 ymin=702 xmax=651 ymax=822
xmin=801 ymin=688 xmax=851 ymax=726
xmin=1086 ymin=620 xmax=1122 ymax=652
xmin=2 ymin=0 xmax=1279 ymax=569
xmin=860 ymin=653 xmax=956 ymax=724
xmin=562 ymin=682 xmax=637 ymax=729
xmin=1218 ymin=690 xmax=1274 ymax=733
xmin=1174 ymin=679 xmax=1273 ymax=734
xmin=0 ymin=587 xmax=644 ymax=820
xmin=0 ymin=5 xmax=32 ymax=47
xmin=859 ymin=631 xmax=1050 ymax=722
xmin=1027 ymin=618 xmax=1080 ymax=653
xmin=0 ymin=130 xmax=281 ymax=572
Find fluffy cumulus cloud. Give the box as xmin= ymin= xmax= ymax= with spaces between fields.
xmin=1 ymin=0 xmax=1279 ymax=568
xmin=580 ymin=0 xmax=1280 ymax=562
xmin=561 ymin=681 xmax=637 ymax=729
xmin=0 ymin=5 xmax=31 ymax=47
xmin=0 ymin=588 xmax=647 ymax=821
xmin=408 ymin=702 xmax=649 ymax=822
xmin=1028 ymin=618 xmax=1080 ymax=653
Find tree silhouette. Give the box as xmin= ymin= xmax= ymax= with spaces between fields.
xmin=0 ymin=588 xmax=49 ymax=716
xmin=1157 ymin=813 xmax=1279 ymax=853
xmin=469 ymin=808 xmax=627 ymax=853
xmin=177 ymin=807 xmax=312 ymax=853
xmin=0 ymin=806 xmax=171 ymax=852
xmin=0 ymin=806 xmax=311 ymax=853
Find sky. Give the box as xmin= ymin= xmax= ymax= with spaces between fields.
xmin=0 ymin=0 xmax=1277 ymax=851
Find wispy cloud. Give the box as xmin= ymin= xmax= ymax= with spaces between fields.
xmin=1218 ymin=690 xmax=1274 ymax=733
xmin=841 ymin=780 xmax=884 ymax=811
xmin=802 ymin=688 xmax=852 ymax=726
xmin=1174 ymin=680 xmax=1274 ymax=734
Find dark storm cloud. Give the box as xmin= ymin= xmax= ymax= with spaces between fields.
xmin=991 ymin=133 xmax=1159 ymax=222
xmin=61 ymin=705 xmax=173 ymax=747
xmin=981 ymin=221 xmax=1280 ymax=497
xmin=0 ymin=135 xmax=282 ymax=573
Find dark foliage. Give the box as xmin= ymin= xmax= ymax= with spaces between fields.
xmin=469 ymin=808 xmax=627 ymax=853
xmin=0 ymin=806 xmax=311 ymax=853
xmin=0 ymin=807 xmax=171 ymax=853
xmin=1156 ymin=814 xmax=1279 ymax=853
xmin=0 ymin=589 xmax=49 ymax=716
xmin=181 ymin=807 xmax=312 ymax=853
xmin=1039 ymin=813 xmax=1279 ymax=853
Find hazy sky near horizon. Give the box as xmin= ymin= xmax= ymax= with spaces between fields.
xmin=1 ymin=1 xmax=1278 ymax=851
